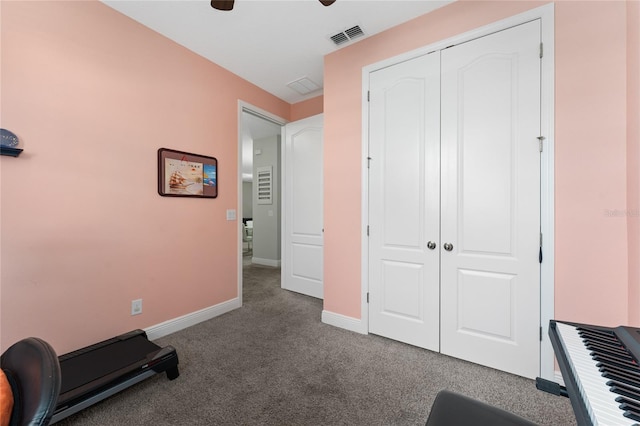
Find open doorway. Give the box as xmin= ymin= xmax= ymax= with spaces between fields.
xmin=239 ymin=105 xmax=285 ymax=291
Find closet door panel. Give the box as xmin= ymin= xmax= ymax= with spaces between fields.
xmin=440 ymin=20 xmax=542 ymax=379
xmin=368 ymin=52 xmax=441 ymax=351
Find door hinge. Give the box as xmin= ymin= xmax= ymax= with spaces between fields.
xmin=367 ymin=156 xmax=372 ymax=169
xmin=367 ymin=292 xmax=369 ymax=303
xmin=367 ymin=225 xmax=370 ymax=236
xmin=367 ymin=91 xmax=370 ymax=102
xmin=539 ymin=42 xmax=544 ymax=58
xmin=537 ymin=136 xmax=545 ymax=152
xmin=540 ymin=326 xmax=543 ymax=341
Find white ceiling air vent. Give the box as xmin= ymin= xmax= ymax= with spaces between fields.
xmin=330 ymin=25 xmax=365 ymax=46
xmin=287 ymin=77 xmax=321 ymax=95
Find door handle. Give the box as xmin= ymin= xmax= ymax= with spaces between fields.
xmin=443 ymin=243 xmax=454 ymax=251
xmin=427 ymin=241 xmax=436 ymax=250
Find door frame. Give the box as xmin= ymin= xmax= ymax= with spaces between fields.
xmin=237 ymin=101 xmax=287 ymax=307
xmin=360 ymin=4 xmax=555 ymax=380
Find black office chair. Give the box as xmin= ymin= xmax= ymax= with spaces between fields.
xmin=1 ymin=337 xmax=61 ymax=426
xmin=426 ymin=390 xmax=537 ymax=426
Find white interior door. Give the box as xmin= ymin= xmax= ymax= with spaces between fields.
xmin=368 ymin=52 xmax=441 ymax=351
xmin=439 ymin=20 xmax=541 ymax=378
xmin=282 ymin=114 xmax=324 ymax=299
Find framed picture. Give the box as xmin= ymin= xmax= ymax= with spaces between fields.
xmin=158 ymin=148 xmax=218 ymax=198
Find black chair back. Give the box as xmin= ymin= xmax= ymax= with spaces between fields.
xmin=1 ymin=338 xmax=61 ymax=426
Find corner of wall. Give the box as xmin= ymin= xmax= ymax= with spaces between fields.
xmin=627 ymin=0 xmax=640 ymax=326
xmin=290 ymin=95 xmax=324 ymax=122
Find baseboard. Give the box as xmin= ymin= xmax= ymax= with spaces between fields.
xmin=251 ymin=257 xmax=281 ymax=267
xmin=321 ymin=310 xmax=367 ymax=334
xmin=145 ymin=297 xmax=241 ymax=341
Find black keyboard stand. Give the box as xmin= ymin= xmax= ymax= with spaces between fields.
xmin=535 ymin=377 xmax=569 ymax=398
xmin=50 ymin=329 xmax=179 ymax=424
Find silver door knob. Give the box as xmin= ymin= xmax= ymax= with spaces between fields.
xmin=427 ymin=241 xmax=436 ymax=250
xmin=443 ymin=243 xmax=454 ymax=251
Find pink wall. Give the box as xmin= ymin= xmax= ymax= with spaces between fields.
xmin=323 ymin=1 xmax=635 ymax=326
xmin=628 ymin=0 xmax=640 ymax=325
xmin=0 ymin=1 xmax=290 ymax=353
xmin=554 ymin=1 xmax=629 ymax=325
xmin=290 ymin=96 xmax=323 ymax=122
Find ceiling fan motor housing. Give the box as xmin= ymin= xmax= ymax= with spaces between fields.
xmin=211 ymin=0 xmax=336 ymax=11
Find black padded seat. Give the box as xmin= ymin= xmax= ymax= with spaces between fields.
xmin=426 ymin=390 xmax=537 ymax=426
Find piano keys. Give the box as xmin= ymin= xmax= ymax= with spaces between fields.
xmin=549 ymin=320 xmax=640 ymax=426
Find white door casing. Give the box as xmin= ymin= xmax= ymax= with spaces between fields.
xmin=368 ymin=52 xmax=441 ymax=351
xmin=439 ymin=20 xmax=542 ymax=379
xmin=282 ymin=114 xmax=324 ymax=299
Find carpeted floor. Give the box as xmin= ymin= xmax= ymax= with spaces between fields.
xmin=54 ymin=256 xmax=576 ymax=425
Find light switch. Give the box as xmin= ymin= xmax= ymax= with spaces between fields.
xmin=226 ymin=209 xmax=236 ymax=220
xmin=268 ymin=210 xmax=274 ymax=217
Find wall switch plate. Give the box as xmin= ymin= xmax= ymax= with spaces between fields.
xmin=226 ymin=209 xmax=236 ymax=220
xmin=131 ymin=299 xmax=142 ymax=316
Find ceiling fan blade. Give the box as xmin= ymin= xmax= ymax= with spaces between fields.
xmin=211 ymin=0 xmax=234 ymax=11
xmin=319 ymin=0 xmax=336 ymax=6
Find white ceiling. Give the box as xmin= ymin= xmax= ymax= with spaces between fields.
xmin=101 ymin=0 xmax=452 ymax=104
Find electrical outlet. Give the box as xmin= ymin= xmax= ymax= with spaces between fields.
xmin=131 ymin=299 xmax=142 ymax=316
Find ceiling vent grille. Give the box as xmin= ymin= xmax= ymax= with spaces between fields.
xmin=330 ymin=25 xmax=365 ymax=46
xmin=330 ymin=32 xmax=349 ymax=46
xmin=286 ymin=77 xmax=321 ymax=95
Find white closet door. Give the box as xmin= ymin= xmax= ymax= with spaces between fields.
xmin=368 ymin=52 xmax=441 ymax=351
xmin=282 ymin=114 xmax=324 ymax=299
xmin=440 ymin=20 xmax=541 ymax=378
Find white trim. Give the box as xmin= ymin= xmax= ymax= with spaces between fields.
xmin=251 ymin=257 xmax=281 ymax=268
xmin=360 ymin=75 xmax=370 ymax=337
xmin=538 ymin=4 xmax=556 ymax=382
xmin=321 ymin=310 xmax=367 ymax=334
xmin=237 ymin=101 xmax=287 ymax=309
xmin=360 ymin=4 xmax=555 ymax=379
xmin=145 ymin=298 xmax=241 ymax=341
xmin=281 ymin=122 xmax=287 ymax=292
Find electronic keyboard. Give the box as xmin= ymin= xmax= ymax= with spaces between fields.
xmin=549 ymin=320 xmax=640 ymax=426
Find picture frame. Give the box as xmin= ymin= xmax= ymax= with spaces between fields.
xmin=158 ymin=148 xmax=218 ymax=198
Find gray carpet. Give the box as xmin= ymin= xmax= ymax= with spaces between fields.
xmin=54 ymin=257 xmax=576 ymax=425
